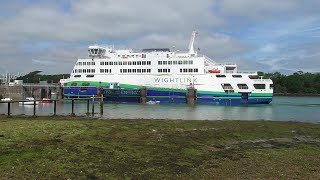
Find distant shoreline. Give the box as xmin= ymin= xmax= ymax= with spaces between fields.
xmin=274 ymin=93 xmax=320 ymax=97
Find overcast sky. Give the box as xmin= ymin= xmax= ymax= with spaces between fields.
xmin=0 ymin=0 xmax=320 ymax=74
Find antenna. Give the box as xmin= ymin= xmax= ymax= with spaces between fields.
xmin=188 ymin=31 xmax=197 ymax=55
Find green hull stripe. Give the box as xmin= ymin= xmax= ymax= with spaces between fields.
xmin=64 ymin=81 xmax=273 ymax=98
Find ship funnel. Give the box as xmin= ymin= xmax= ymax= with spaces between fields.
xmin=188 ymin=31 xmax=197 ymax=55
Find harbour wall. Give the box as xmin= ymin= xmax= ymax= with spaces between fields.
xmin=0 ymin=85 xmax=59 ymax=100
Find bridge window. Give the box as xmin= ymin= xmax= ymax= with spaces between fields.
xmin=216 ymin=75 xmax=226 ymax=78
xmin=270 ymin=84 xmax=274 ymax=89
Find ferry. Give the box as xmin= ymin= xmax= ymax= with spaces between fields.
xmin=60 ymin=31 xmax=273 ymax=105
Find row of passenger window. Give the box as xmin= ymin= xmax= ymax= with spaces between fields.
xmin=158 ymin=69 xmax=171 ymax=73
xmin=76 ymin=62 xmax=95 ymax=66
xmin=120 ymin=69 xmax=151 ymax=73
xmin=100 ymin=61 xmax=151 ymax=66
xmin=180 ymin=68 xmax=199 ymax=73
xmin=73 ymin=69 xmax=96 ymax=73
xmin=158 ymin=60 xmax=193 ymax=65
xmin=100 ymin=69 xmax=112 ymax=73
xmin=117 ymin=54 xmax=147 ymax=58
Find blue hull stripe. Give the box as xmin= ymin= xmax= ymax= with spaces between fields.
xmin=63 ymin=88 xmax=272 ymax=105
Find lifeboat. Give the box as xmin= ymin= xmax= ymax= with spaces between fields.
xmin=209 ymin=69 xmax=220 ymax=73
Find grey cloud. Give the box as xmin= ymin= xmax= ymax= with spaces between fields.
xmin=0 ymin=0 xmax=319 ymax=74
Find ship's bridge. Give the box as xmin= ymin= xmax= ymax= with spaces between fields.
xmin=88 ymin=45 xmax=108 ymax=58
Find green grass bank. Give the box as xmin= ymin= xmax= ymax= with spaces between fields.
xmin=0 ymin=117 xmax=320 ymax=179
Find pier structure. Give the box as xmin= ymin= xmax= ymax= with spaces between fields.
xmin=0 ymin=83 xmax=62 ymax=100
xmin=1 ymin=86 xmax=199 ymax=117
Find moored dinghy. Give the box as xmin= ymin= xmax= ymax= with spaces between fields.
xmin=19 ymin=97 xmax=39 ymax=105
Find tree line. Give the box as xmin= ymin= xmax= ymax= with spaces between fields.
xmin=259 ymin=71 xmax=320 ymax=94
xmin=16 ymin=71 xmax=69 ymax=83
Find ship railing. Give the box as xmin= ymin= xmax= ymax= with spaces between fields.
xmin=237 ymin=71 xmax=258 ymax=74
xmin=202 ymin=55 xmax=216 ymax=66
xmin=214 ymin=63 xmax=237 ymax=66
xmin=252 ymin=79 xmax=272 ymax=82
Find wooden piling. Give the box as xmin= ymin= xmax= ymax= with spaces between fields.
xmin=92 ymin=98 xmax=95 ymax=115
xmin=186 ymin=88 xmax=197 ymax=105
xmin=7 ymin=102 xmax=11 ymax=117
xmin=100 ymin=95 xmax=104 ymax=115
xmin=53 ymin=100 xmax=57 ymax=116
xmin=140 ymin=87 xmax=147 ymax=103
xmin=33 ymin=100 xmax=36 ymax=116
xmin=86 ymin=99 xmax=90 ymax=116
xmin=71 ymin=99 xmax=75 ymax=116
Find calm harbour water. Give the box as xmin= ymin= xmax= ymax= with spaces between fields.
xmin=0 ymin=96 xmax=319 ymax=122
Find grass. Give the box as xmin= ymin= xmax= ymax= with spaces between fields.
xmin=0 ymin=116 xmax=320 ymax=179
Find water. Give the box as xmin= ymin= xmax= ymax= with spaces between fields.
xmin=0 ymin=96 xmax=319 ymax=122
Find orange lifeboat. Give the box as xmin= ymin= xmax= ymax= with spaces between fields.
xmin=209 ymin=69 xmax=220 ymax=73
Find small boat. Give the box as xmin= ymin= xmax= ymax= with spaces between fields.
xmin=1 ymin=98 xmax=13 ymax=102
xmin=19 ymin=97 xmax=39 ymax=105
xmin=39 ymin=98 xmax=53 ymax=103
xmin=146 ymin=100 xmax=160 ymax=104
xmin=208 ymin=69 xmax=221 ymax=73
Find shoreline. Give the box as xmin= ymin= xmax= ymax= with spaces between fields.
xmin=0 ymin=115 xmax=319 ymax=124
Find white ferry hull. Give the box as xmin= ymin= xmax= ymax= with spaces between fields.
xmin=62 ymin=74 xmax=273 ymax=105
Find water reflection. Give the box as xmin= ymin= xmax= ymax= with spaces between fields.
xmin=0 ymin=96 xmax=319 ymax=122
